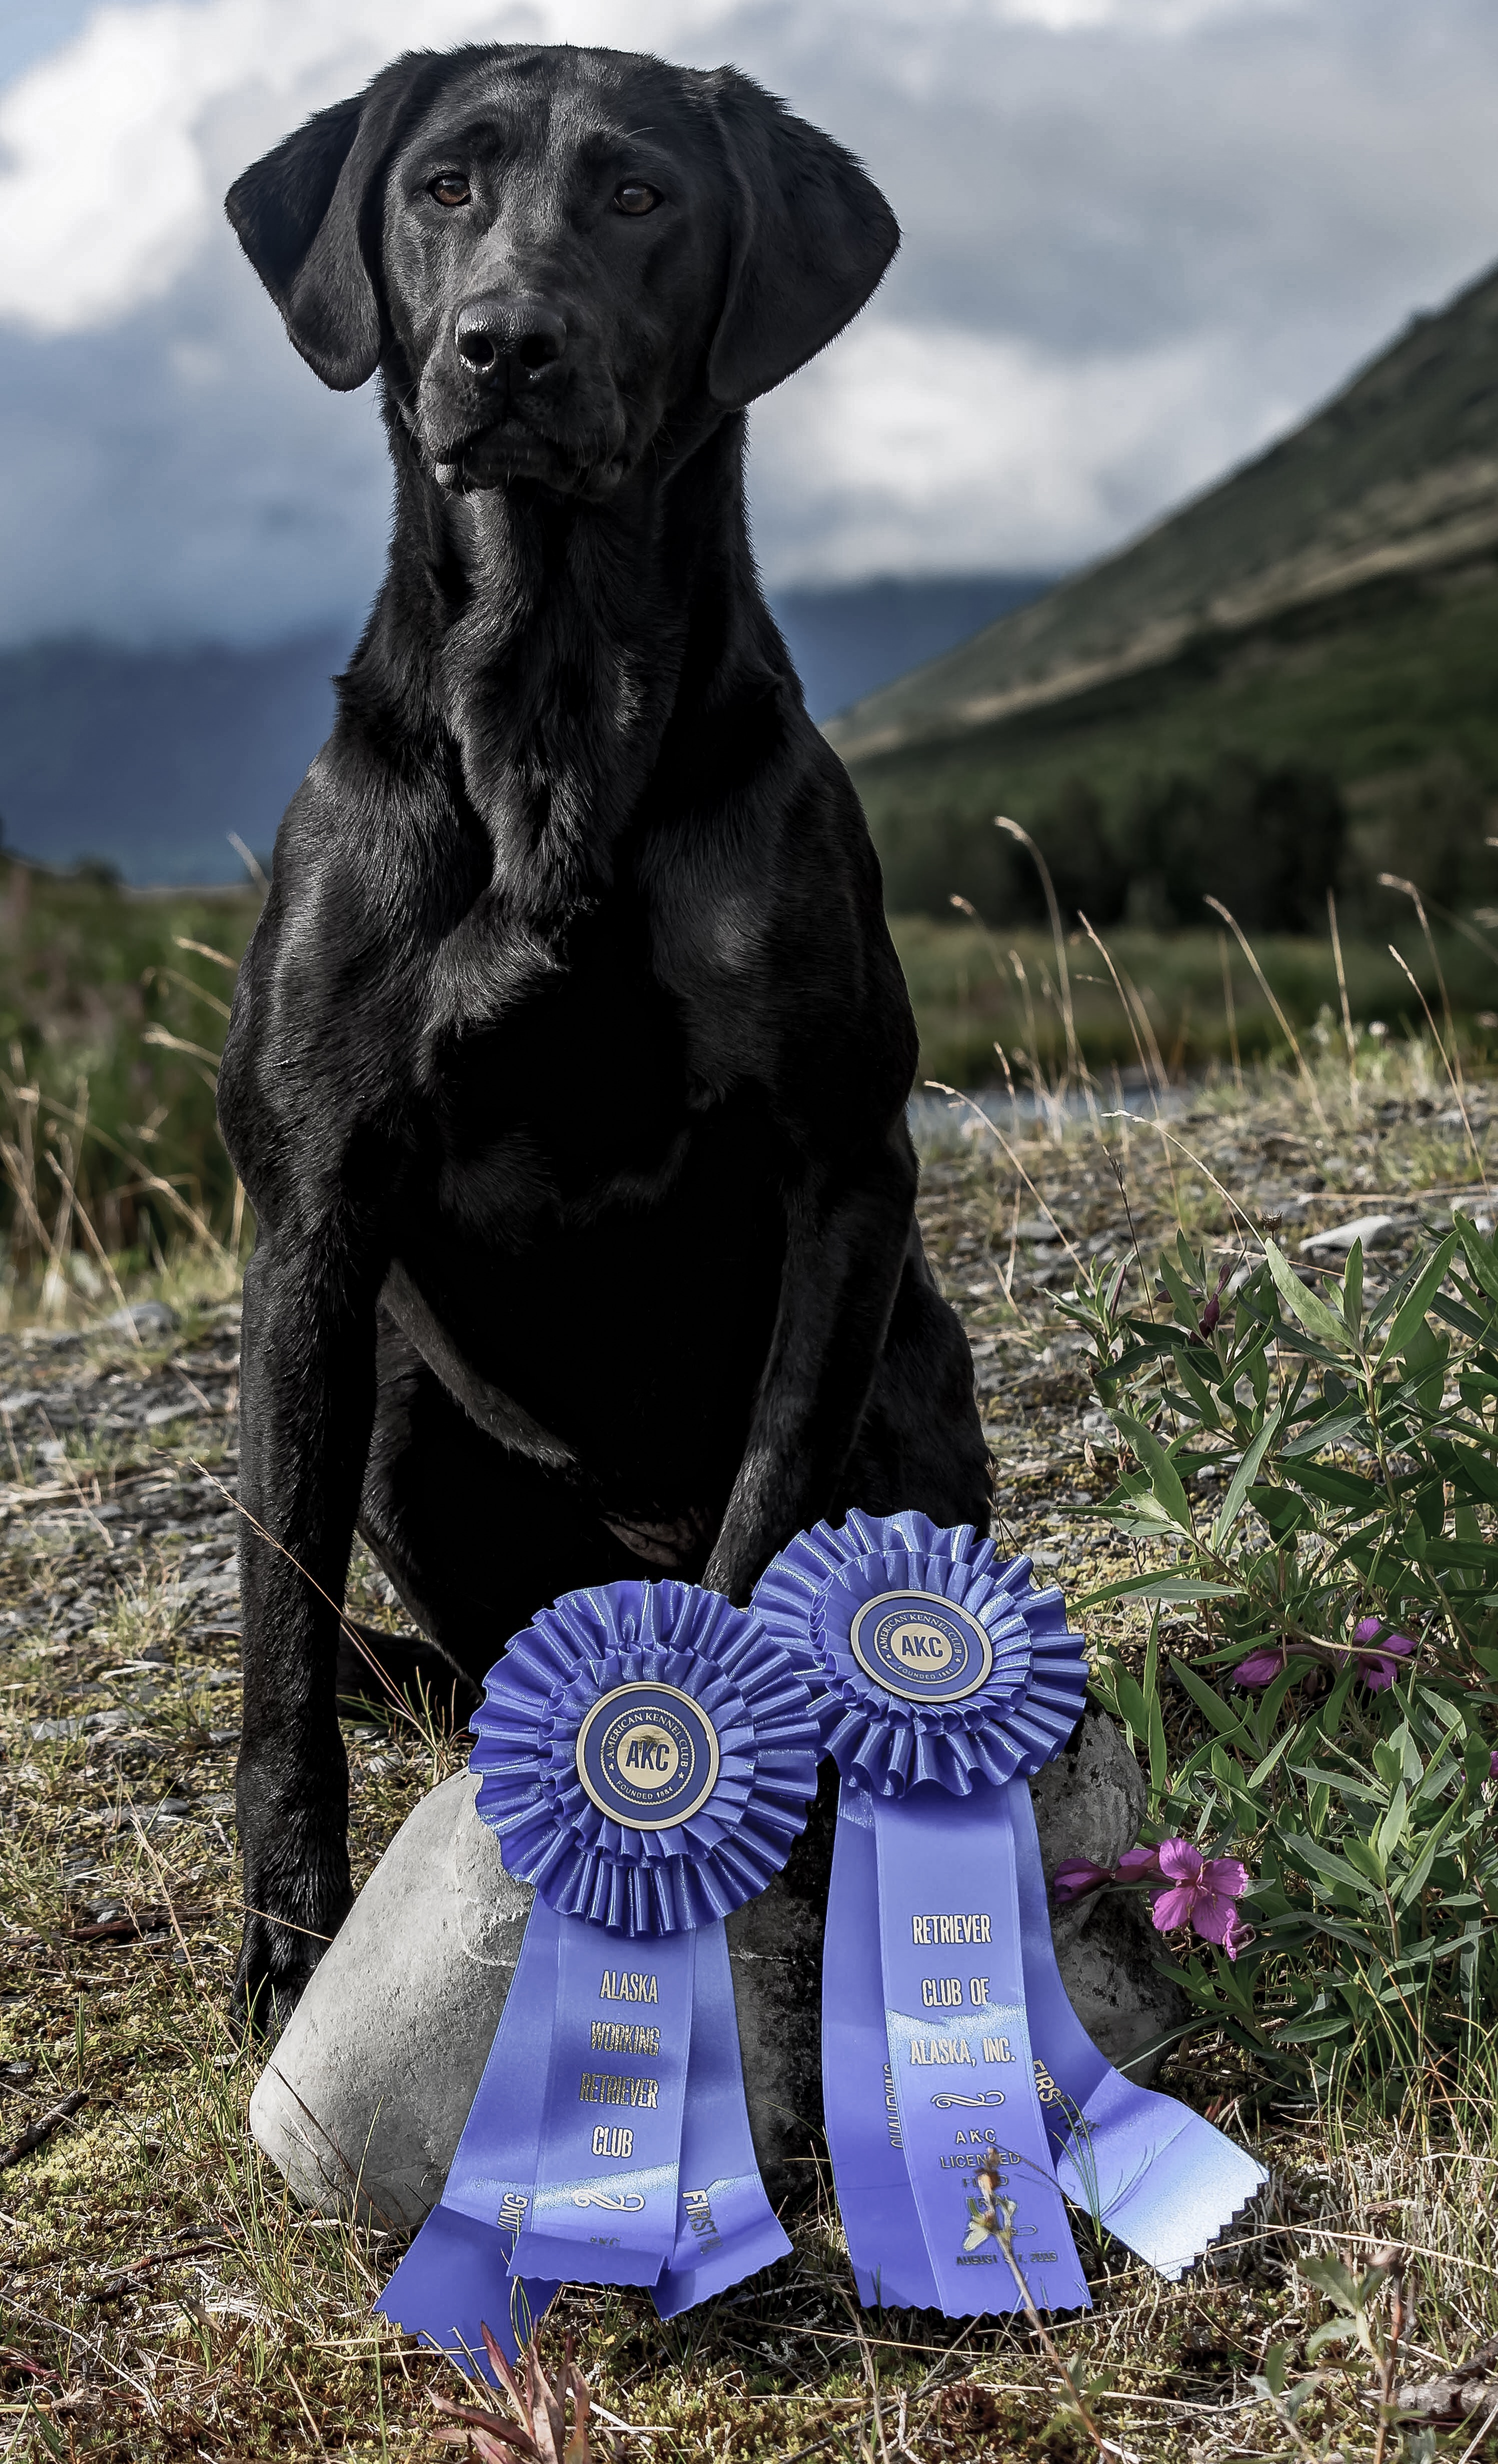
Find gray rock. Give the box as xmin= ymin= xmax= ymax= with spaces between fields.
xmin=101 ymin=1300 xmax=178 ymax=1337
xmin=1299 ymin=1213 xmax=1398 ymax=1256
xmin=250 ymin=1712 xmax=1181 ymax=2231
xmin=1054 ymin=1893 xmax=1188 ymax=2076
xmin=251 ymin=1773 xmax=537 ymax=2229
xmin=1032 ymin=1707 xmax=1144 ymax=1937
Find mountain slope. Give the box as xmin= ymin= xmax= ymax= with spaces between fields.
xmin=774 ymin=573 xmax=1056 ymax=721
xmin=829 ymin=259 xmax=1498 ymax=766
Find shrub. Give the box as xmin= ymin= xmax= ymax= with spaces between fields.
xmin=1059 ymin=1212 xmax=1498 ymax=2093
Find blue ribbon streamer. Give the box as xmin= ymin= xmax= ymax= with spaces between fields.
xmin=872 ymin=1784 xmax=1091 ymax=2313
xmin=377 ymin=1578 xmax=817 ymax=2370
xmin=821 ymin=1784 xmax=938 ymax=2311
xmin=657 ymin=1922 xmax=792 ymax=2316
xmin=375 ymin=1898 xmax=561 ymax=2372
xmin=755 ymin=1512 xmax=1266 ymax=2316
xmin=516 ymin=1918 xmax=696 ymax=2287
xmin=823 ymin=1783 xmax=1090 ymax=2315
xmin=1007 ymin=1781 xmax=1265 ymax=2278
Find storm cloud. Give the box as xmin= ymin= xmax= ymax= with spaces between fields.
xmin=2 ymin=0 xmax=1496 ymax=643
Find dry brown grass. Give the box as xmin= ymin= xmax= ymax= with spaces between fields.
xmin=3 ymin=1033 xmax=1498 ymax=2460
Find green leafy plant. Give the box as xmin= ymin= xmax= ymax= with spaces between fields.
xmin=1057 ymin=1212 xmax=1498 ymax=2090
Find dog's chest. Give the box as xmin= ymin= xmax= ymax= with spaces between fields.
xmin=416 ymin=894 xmax=700 ymax=1213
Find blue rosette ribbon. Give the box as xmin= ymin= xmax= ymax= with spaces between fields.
xmin=753 ymin=1510 xmax=1265 ymax=2317
xmin=377 ymin=1579 xmax=821 ymax=2372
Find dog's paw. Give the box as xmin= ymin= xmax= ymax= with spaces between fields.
xmin=230 ymin=1924 xmax=324 ymax=2044
xmin=334 ymin=1619 xmax=481 ymax=1731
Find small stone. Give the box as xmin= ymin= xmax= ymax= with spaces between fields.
xmin=101 ymin=1302 xmax=178 ymax=1337
xmin=1298 ymin=1214 xmax=1398 ymax=1256
xmin=1013 ymin=1218 xmax=1062 ymax=1244
xmin=251 ymin=1713 xmax=1182 ymax=2231
xmin=29 ymin=1716 xmax=85 ymax=1741
xmin=106 ymin=1801 xmax=190 ymax=1829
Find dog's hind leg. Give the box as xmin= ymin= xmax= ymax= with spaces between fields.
xmin=838 ymin=1227 xmax=992 ymax=1532
xmin=354 ymin=1304 xmax=654 ymax=1690
xmin=333 ymin=1619 xmax=482 ymax=1730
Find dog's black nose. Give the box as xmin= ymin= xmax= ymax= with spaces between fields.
xmin=454 ymin=296 xmax=568 ymax=380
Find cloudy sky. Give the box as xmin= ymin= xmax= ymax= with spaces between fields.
xmin=2 ymin=0 xmax=1497 ymax=648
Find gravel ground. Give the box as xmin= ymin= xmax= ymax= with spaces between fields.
xmin=0 ymin=1073 xmax=1492 ymax=2460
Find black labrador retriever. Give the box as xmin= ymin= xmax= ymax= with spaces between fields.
xmin=221 ymin=42 xmax=990 ymax=2032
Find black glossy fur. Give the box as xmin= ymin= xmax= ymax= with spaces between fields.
xmin=220 ymin=42 xmax=990 ymax=2031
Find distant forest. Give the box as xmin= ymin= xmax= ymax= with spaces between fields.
xmin=874 ymin=746 xmax=1498 ymax=937
xmin=877 ymin=744 xmax=1498 ymax=936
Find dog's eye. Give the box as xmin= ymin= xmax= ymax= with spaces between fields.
xmin=430 ymin=175 xmax=471 ymax=209
xmin=613 ymin=183 xmax=662 ymax=217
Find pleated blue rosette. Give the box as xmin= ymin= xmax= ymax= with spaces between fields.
xmin=470 ymin=1579 xmax=819 ymax=1934
xmin=753 ymin=1511 xmax=1265 ymax=2317
xmin=772 ymin=1508 xmax=1088 ymax=1795
xmin=377 ymin=1579 xmax=820 ymax=2376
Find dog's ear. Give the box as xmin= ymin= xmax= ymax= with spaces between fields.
xmin=225 ymin=54 xmax=441 ymax=390
xmin=703 ymin=71 xmax=899 ymax=408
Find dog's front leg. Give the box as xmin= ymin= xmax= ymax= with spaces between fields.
xmin=704 ymin=1128 xmax=916 ymax=1602
xmin=232 ymin=1229 xmax=383 ymax=2036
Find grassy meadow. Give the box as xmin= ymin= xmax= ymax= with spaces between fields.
xmin=2 ymin=1020 xmax=1497 ymax=2459
xmin=0 ymin=859 xmax=258 ymax=1311
xmin=0 ymin=826 xmax=1495 ymax=2457
xmin=2 ymin=849 xmax=1494 ymax=1327
xmin=892 ymin=912 xmax=1498 ymax=1093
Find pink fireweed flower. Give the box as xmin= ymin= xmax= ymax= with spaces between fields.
xmin=1351 ymin=1618 xmax=1415 ymax=1691
xmin=1052 ymin=1840 xmax=1256 ymax=1957
xmin=1197 ymin=1262 xmax=1231 ymax=1339
xmin=1232 ymin=1622 xmax=1417 ymax=1693
xmin=1217 ymin=1905 xmax=1255 ymax=1962
xmin=1231 ymin=1644 xmax=1294 ymax=1688
xmin=1053 ymin=1858 xmax=1113 ymax=1905
xmin=1147 ymin=1839 xmax=1251 ymax=1959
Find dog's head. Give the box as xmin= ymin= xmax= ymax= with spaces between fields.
xmin=226 ymin=46 xmax=898 ymax=500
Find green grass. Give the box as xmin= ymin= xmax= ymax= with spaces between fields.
xmin=891 ymin=912 xmax=1498 ymax=1091
xmin=4 ymin=850 xmax=1495 ymax=1325
xmin=0 ymin=863 xmax=258 ymax=1313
